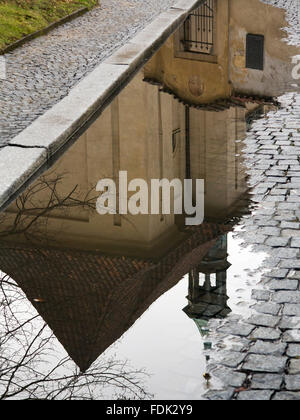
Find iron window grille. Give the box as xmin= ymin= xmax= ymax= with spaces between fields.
xmin=183 ymin=0 xmax=215 ymax=54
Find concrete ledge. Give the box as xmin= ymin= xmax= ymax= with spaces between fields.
xmin=0 ymin=147 xmax=47 ymax=207
xmin=10 ymin=63 xmax=130 ymax=155
xmin=0 ymin=0 xmax=205 ymax=211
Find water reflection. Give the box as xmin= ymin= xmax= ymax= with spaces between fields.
xmin=184 ymin=235 xmax=231 ymax=324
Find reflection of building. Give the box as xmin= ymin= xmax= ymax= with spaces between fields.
xmin=145 ymin=0 xmax=298 ymax=105
xmin=3 ymin=64 xmax=254 ymax=254
xmin=0 ymin=2 xmax=276 ymax=373
xmin=183 ymin=235 xmax=231 ymax=330
xmin=0 ymin=223 xmax=230 ymax=372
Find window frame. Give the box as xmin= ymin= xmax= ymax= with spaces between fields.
xmin=174 ymin=0 xmax=218 ymax=63
xmin=246 ymin=33 xmax=265 ymax=71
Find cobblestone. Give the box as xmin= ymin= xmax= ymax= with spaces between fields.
xmin=217 ymin=323 xmax=255 ymax=337
xmin=285 ymin=375 xmax=300 ymax=391
xmin=249 ymin=341 xmax=286 ymax=356
xmin=251 ymin=328 xmax=282 ymax=341
xmin=273 ymin=391 xmax=300 ymax=400
xmin=252 ymin=302 xmax=281 ymax=315
xmin=267 ymin=280 xmax=299 ymax=291
xmin=0 ymin=0 xmax=175 ymax=144
xmin=283 ymin=305 xmax=300 ymax=317
xmin=251 ymin=374 xmax=283 ymax=390
xmin=273 ymin=291 xmax=300 ymax=304
xmin=237 ymin=390 xmax=274 ymax=400
xmin=251 ymin=289 xmax=272 ymax=301
xmin=279 ymin=317 xmax=300 ymax=329
xmin=247 ymin=314 xmax=280 ymax=328
xmin=283 ymin=330 xmax=300 ymax=343
xmin=243 ymin=355 xmax=287 ymax=373
xmin=288 ymin=359 xmax=300 ymax=374
xmin=287 ymin=344 xmax=300 ymax=357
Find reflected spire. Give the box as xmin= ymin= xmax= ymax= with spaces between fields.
xmin=183 ymin=234 xmax=232 ymax=330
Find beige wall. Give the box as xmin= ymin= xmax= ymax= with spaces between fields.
xmin=229 ymin=0 xmax=298 ymax=97
xmin=4 ymin=70 xmax=251 ymax=257
xmin=144 ymin=0 xmax=298 ymax=104
xmin=190 ymin=106 xmax=248 ymax=220
xmin=144 ymin=0 xmax=231 ymax=104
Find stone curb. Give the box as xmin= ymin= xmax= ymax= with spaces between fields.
xmin=0 ymin=0 xmax=205 ymax=211
xmin=0 ymin=6 xmax=90 ymax=55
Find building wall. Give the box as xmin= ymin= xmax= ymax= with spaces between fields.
xmin=4 ymin=71 xmax=250 ymax=256
xmin=144 ymin=0 xmax=298 ymax=104
xmin=229 ymin=0 xmax=298 ymax=97
xmin=189 ymin=106 xmax=248 ymax=220
xmin=144 ymin=0 xmax=231 ymax=104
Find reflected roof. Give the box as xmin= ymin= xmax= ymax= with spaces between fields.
xmin=0 ymin=222 xmax=230 ymax=372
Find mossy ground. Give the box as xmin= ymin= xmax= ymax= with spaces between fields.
xmin=0 ymin=0 xmax=98 ymax=50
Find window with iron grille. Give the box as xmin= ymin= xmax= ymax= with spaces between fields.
xmin=183 ymin=0 xmax=215 ymax=54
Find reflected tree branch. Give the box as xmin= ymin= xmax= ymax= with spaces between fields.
xmin=0 ymin=174 xmax=151 ymax=400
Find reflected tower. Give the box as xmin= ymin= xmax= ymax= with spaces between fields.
xmin=183 ymin=234 xmax=231 ymax=335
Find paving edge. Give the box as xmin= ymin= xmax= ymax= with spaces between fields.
xmin=0 ymin=0 xmax=206 ymax=212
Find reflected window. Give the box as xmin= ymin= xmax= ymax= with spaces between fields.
xmin=172 ymin=128 xmax=181 ymax=153
xmin=183 ymin=0 xmax=215 ymax=54
xmin=246 ymin=34 xmax=264 ymax=70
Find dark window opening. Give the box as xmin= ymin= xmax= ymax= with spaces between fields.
xmin=172 ymin=128 xmax=181 ymax=153
xmin=183 ymin=0 xmax=215 ymax=54
xmin=246 ymin=34 xmax=264 ymax=70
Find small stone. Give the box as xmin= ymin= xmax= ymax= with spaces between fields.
xmin=272 ymin=248 xmax=299 ymax=259
xmin=258 ymin=227 xmax=281 ymax=236
xmin=265 ymin=269 xmax=289 ymax=279
xmin=249 ymin=341 xmax=286 ymax=356
xmin=265 ymin=237 xmax=289 ymax=247
xmin=279 ymin=317 xmax=300 ymax=329
xmin=217 ymin=323 xmax=255 ymax=337
xmin=243 ymin=355 xmax=287 ymax=373
xmin=218 ymin=352 xmax=246 ymax=368
xmin=237 ymin=390 xmax=273 ymax=400
xmin=288 ymin=270 xmax=300 ymax=280
xmin=252 ymin=302 xmax=280 ymax=315
xmin=287 ymin=344 xmax=300 ymax=358
xmin=210 ymin=366 xmax=246 ymax=388
xmin=204 ymin=388 xmax=235 ymax=401
xmin=285 ymin=375 xmax=300 ymax=391
xmin=283 ymin=304 xmax=300 ymax=317
xmin=283 ymin=330 xmax=300 ymax=343
xmin=247 ymin=314 xmax=279 ymax=328
xmin=251 ymin=374 xmax=283 ymax=390
xmin=282 ymin=230 xmax=300 ymax=238
xmin=251 ymin=328 xmax=281 ymax=341
xmin=252 ymin=289 xmax=271 ymax=301
xmin=273 ymin=291 xmax=300 ymax=304
xmin=291 ymin=238 xmax=300 ymax=248
xmin=289 ymin=359 xmax=300 ymax=375
xmin=273 ymin=392 xmax=300 ymax=400
xmin=280 ymin=221 xmax=300 ymax=230
xmin=267 ymin=280 xmax=298 ymax=291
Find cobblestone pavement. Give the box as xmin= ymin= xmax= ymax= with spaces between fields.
xmin=202 ymin=0 xmax=300 ymax=401
xmin=0 ymin=0 xmax=174 ymax=145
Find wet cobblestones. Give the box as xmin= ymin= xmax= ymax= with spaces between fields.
xmin=0 ymin=0 xmax=174 ymax=145
xmin=203 ymin=0 xmax=300 ymax=401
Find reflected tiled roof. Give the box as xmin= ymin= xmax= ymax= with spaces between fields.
xmin=143 ymin=77 xmax=279 ymax=111
xmin=0 ymin=222 xmax=230 ymax=372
